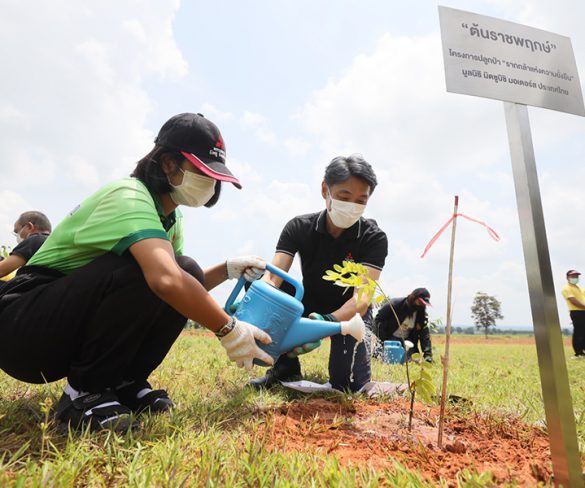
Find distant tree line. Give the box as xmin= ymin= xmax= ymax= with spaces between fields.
xmin=434 ymin=326 xmax=572 ymax=336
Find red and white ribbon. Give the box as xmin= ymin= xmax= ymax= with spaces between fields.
xmin=421 ymin=213 xmax=500 ymax=258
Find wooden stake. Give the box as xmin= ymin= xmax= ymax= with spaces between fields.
xmin=437 ymin=195 xmax=459 ymax=448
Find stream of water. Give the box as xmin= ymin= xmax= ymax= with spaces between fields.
xmin=348 ymin=328 xmax=380 ymax=384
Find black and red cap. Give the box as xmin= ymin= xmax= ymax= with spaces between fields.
xmin=567 ymin=269 xmax=581 ymax=277
xmin=412 ymin=287 xmax=432 ymax=307
xmin=155 ymin=112 xmax=242 ymax=189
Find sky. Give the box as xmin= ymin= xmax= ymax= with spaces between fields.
xmin=1 ymin=0 xmax=584 ymax=329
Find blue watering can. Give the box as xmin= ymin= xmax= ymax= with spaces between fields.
xmin=224 ymin=263 xmax=365 ymax=366
xmin=383 ymin=340 xmax=405 ymax=364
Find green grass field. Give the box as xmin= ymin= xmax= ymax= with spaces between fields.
xmin=1 ymin=332 xmax=583 ymax=487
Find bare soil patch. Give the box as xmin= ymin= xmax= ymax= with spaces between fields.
xmin=261 ymin=398 xmax=552 ymax=486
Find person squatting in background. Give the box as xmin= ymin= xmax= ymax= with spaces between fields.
xmin=0 ymin=211 xmax=52 ymax=281
xmin=249 ymin=154 xmax=388 ymax=392
xmin=0 ymin=113 xmax=274 ymax=433
xmin=372 ymin=288 xmax=433 ymax=363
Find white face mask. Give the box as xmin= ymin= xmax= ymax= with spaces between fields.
xmin=569 ymin=277 xmax=579 ymax=285
xmin=327 ymin=190 xmax=366 ymax=229
xmin=170 ymin=169 xmax=216 ymax=207
xmin=14 ymin=225 xmax=28 ymax=244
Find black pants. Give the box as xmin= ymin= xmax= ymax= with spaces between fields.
xmin=0 ymin=253 xmax=203 ymax=392
xmin=570 ymin=310 xmax=585 ymax=356
xmin=273 ymin=334 xmax=371 ymax=392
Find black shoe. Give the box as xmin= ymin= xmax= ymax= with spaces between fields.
xmin=247 ymin=359 xmax=302 ymax=390
xmin=55 ymin=390 xmax=137 ymax=433
xmin=116 ymin=380 xmax=174 ymax=414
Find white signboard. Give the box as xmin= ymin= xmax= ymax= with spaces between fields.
xmin=438 ymin=6 xmax=585 ymax=116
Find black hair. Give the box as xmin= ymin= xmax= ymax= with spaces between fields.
xmin=17 ymin=211 xmax=52 ymax=232
xmin=323 ymin=154 xmax=378 ymax=194
xmin=130 ymin=145 xmax=221 ymax=208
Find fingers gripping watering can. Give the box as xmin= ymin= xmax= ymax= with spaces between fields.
xmin=224 ymin=263 xmax=365 ymax=366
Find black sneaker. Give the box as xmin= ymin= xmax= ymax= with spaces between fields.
xmin=55 ymin=390 xmax=136 ymax=433
xmin=247 ymin=357 xmax=302 ymax=390
xmin=116 ymin=380 xmax=174 ymax=414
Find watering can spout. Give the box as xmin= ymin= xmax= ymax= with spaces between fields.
xmin=279 ymin=313 xmax=365 ymax=352
xmin=340 ymin=313 xmax=365 ymax=342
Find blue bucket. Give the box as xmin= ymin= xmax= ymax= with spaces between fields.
xmin=383 ymin=340 xmax=405 ymax=364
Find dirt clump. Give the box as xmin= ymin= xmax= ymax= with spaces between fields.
xmin=260 ymin=398 xmax=552 ymax=486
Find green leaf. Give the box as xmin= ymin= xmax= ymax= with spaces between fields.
xmin=416 ymin=381 xmax=435 ymax=403
xmin=421 ymin=361 xmax=433 ymax=370
xmin=410 ymin=353 xmax=422 ymax=361
xmin=420 ymin=378 xmax=436 ymax=394
xmin=417 ymin=388 xmax=433 ymax=404
xmin=421 ymin=370 xmax=433 ymax=382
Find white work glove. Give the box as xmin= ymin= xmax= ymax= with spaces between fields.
xmin=226 ymin=256 xmax=266 ymax=282
xmin=220 ymin=319 xmax=274 ymax=371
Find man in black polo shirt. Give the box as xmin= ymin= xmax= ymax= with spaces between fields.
xmin=249 ymin=154 xmax=388 ymax=392
xmin=0 ymin=211 xmax=52 ymax=280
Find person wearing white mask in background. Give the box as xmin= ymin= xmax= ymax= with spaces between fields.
xmin=249 ymin=154 xmax=388 ymax=392
xmin=562 ymin=270 xmax=585 ymax=358
xmin=0 ymin=113 xmax=273 ymax=433
xmin=0 ymin=211 xmax=52 ymax=281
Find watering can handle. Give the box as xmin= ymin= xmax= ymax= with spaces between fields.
xmin=265 ymin=263 xmax=304 ymax=301
xmin=224 ymin=275 xmax=247 ymax=315
xmin=223 ymin=263 xmax=304 ymax=315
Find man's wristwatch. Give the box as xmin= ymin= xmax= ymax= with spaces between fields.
xmin=215 ymin=316 xmax=236 ymax=338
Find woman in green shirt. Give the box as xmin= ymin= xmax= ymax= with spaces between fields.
xmin=0 ymin=113 xmax=273 ymax=433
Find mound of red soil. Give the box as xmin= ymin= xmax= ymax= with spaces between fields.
xmin=260 ymin=398 xmax=552 ymax=486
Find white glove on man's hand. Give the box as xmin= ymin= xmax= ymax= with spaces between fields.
xmin=226 ymin=256 xmax=266 ymax=282
xmin=219 ymin=319 xmax=274 ymax=371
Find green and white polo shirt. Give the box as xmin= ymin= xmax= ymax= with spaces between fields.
xmin=28 ymin=178 xmax=183 ymax=274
